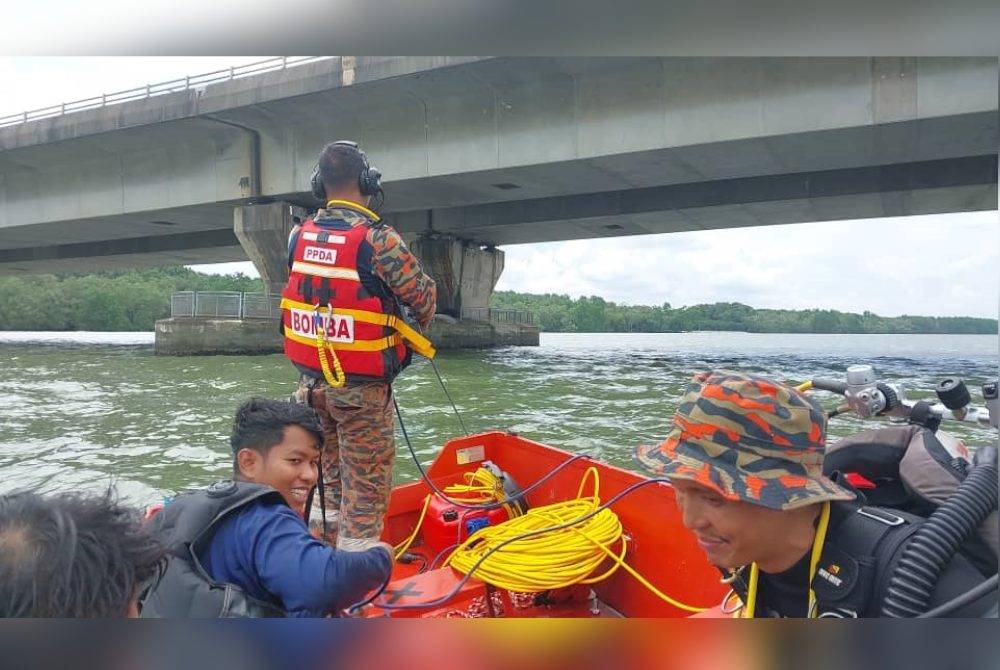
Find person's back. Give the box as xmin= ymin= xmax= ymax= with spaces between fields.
xmin=0 ymin=490 xmax=163 ymax=618
xmin=283 ymin=140 xmax=436 ymax=551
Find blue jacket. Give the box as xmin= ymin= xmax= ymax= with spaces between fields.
xmin=198 ymin=499 xmax=391 ymax=617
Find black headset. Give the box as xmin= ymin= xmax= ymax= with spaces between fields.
xmin=310 ymin=140 xmax=382 ymax=202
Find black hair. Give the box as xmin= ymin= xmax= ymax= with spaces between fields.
xmin=230 ymin=397 xmax=323 ymax=472
xmin=318 ymin=142 xmax=366 ymax=194
xmin=0 ymin=489 xmax=165 ymax=617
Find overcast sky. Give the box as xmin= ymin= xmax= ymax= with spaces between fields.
xmin=3 ymin=57 xmax=998 ymax=319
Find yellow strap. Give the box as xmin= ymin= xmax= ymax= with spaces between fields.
xmin=389 ymin=316 xmax=436 ymax=359
xmin=325 ymin=199 xmax=381 ymax=222
xmin=807 ymin=502 xmax=832 ymax=617
xmin=290 ymin=261 xmax=361 ymax=281
xmin=282 ymin=298 xmax=392 ymax=327
xmin=740 ymin=501 xmax=831 ymax=618
xmin=280 ymin=297 xmax=436 ymax=359
xmin=285 ymin=329 xmax=403 ymax=352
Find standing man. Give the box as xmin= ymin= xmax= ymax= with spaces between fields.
xmin=281 ymin=140 xmax=437 ymax=551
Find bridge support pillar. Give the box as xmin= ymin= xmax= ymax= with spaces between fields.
xmin=234 ymin=202 xmax=307 ymax=298
xmin=409 ymin=236 xmax=504 ymax=317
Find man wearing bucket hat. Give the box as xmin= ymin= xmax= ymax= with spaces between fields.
xmin=636 ymin=370 xmax=994 ymax=618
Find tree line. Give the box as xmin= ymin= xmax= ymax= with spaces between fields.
xmin=0 ymin=267 xmax=262 ymax=331
xmin=490 ymin=291 xmax=998 ymax=334
xmin=0 ymin=268 xmax=994 ymax=334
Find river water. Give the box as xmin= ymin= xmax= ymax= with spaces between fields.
xmin=0 ymin=332 xmax=996 ymax=506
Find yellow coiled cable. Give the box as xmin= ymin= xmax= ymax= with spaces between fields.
xmin=444 ymin=467 xmax=707 ymax=613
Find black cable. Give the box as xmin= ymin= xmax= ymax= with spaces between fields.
xmin=429 ymin=543 xmax=460 ymax=570
xmin=317 ymin=462 xmax=327 ymax=536
xmin=429 ymin=357 xmax=468 ymax=435
xmin=343 ymin=562 xmax=394 ymax=616
xmin=370 ymin=188 xmax=385 ymax=215
xmin=392 ymin=396 xmax=591 ymax=511
xmin=916 ymin=574 xmax=998 ymax=618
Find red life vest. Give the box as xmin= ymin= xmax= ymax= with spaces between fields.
xmin=280 ymin=207 xmax=434 ymax=386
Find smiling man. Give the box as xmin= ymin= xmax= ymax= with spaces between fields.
xmin=636 ymin=370 xmax=994 ymax=618
xmin=141 ymin=398 xmax=392 ymax=618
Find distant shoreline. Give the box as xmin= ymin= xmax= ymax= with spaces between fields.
xmin=0 ymin=268 xmax=995 ymax=335
xmin=491 ymin=291 xmax=998 ymax=335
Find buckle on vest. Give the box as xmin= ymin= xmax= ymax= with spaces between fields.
xmin=207 ymin=480 xmax=237 ymax=498
xmin=857 ymin=507 xmax=905 ymax=526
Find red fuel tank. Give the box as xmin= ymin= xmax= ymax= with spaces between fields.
xmin=421 ymin=493 xmax=510 ymax=557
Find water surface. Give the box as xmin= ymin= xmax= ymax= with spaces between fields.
xmin=0 ymin=331 xmax=996 ymax=505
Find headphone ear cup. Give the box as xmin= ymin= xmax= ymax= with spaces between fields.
xmin=360 ymin=165 xmax=382 ymax=196
xmin=310 ymin=165 xmax=325 ymax=201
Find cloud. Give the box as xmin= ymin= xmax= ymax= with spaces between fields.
xmin=494 ymin=211 xmax=999 ymax=318
xmin=199 ymin=212 xmax=997 ymax=318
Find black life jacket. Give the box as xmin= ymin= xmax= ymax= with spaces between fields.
xmin=730 ymin=498 xmax=996 ymax=618
xmin=140 ymin=480 xmax=288 ymax=618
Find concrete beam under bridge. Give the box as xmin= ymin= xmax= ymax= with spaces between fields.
xmin=387 ymin=155 xmax=999 ymax=245
xmin=234 ymin=202 xmax=306 ymax=298
xmin=409 ymin=237 xmax=504 ymax=317
xmin=230 ymin=203 xmax=506 ymax=317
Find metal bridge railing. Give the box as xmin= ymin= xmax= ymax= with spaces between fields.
xmin=0 ymin=57 xmax=333 ymax=129
xmin=170 ymin=291 xmax=281 ymax=320
xmin=461 ymin=307 xmax=536 ymax=326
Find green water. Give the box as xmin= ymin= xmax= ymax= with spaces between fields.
xmin=0 ymin=332 xmax=996 ymax=505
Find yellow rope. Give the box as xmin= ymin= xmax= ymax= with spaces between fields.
xmin=444 ymin=467 xmax=708 ymax=613
xmin=314 ymin=307 xmax=346 ymax=388
xmin=394 ymin=494 xmax=432 ymax=560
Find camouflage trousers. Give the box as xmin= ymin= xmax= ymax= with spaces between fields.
xmin=299 ymin=377 xmax=396 ymax=551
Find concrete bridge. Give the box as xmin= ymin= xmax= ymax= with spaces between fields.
xmin=1 ymin=56 xmax=997 ymax=319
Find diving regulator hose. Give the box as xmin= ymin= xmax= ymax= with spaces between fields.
xmin=881 ymin=443 xmax=999 ymax=617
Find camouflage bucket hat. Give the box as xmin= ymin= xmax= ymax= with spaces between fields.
xmin=636 ymin=370 xmax=855 ymax=510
